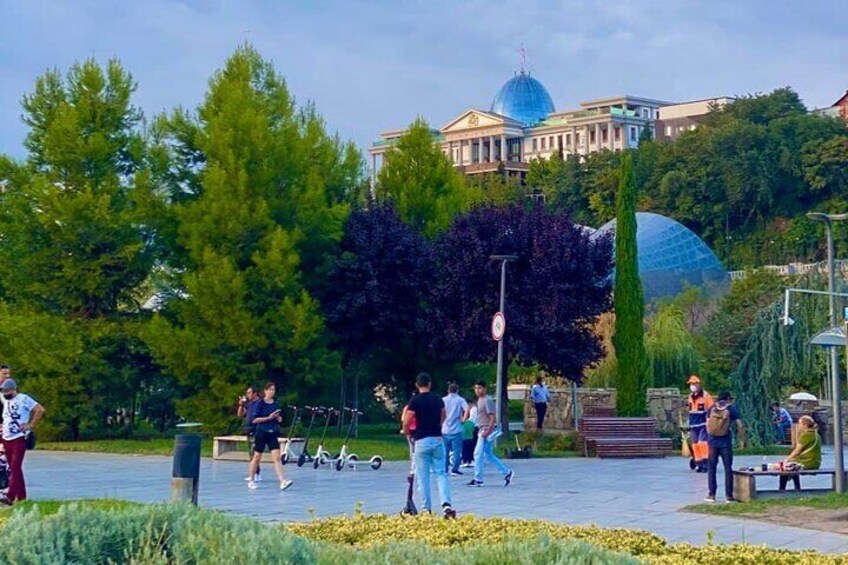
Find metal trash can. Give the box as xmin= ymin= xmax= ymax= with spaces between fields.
xmin=171 ymin=423 xmax=202 ymax=504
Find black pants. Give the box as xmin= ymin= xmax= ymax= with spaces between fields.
xmin=708 ymin=444 xmax=733 ymax=498
xmin=534 ymin=402 xmax=548 ymax=430
xmin=779 ymin=474 xmax=801 ymax=490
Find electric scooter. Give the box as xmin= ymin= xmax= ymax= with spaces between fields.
xmin=280 ymin=405 xmax=300 ymax=465
xmin=331 ymin=407 xmax=383 ymax=471
xmin=312 ymin=408 xmax=337 ymax=469
xmin=296 ymin=406 xmax=323 ymax=467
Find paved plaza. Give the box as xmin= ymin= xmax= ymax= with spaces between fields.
xmin=23 ymin=449 xmax=848 ymax=553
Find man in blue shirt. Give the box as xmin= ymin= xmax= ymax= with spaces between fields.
xmin=442 ymin=382 xmax=468 ymax=476
xmin=705 ymin=391 xmax=746 ymax=503
xmin=530 ymin=376 xmax=551 ymax=430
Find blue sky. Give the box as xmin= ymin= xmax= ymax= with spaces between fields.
xmin=1 ymin=0 xmax=845 ymax=160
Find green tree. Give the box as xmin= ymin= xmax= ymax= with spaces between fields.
xmin=377 ymin=118 xmax=480 ymax=236
xmin=613 ymin=153 xmax=647 ymax=416
xmin=144 ymin=46 xmax=352 ymax=430
xmin=0 ymin=59 xmax=164 ymax=439
xmin=645 ymin=304 xmax=697 ymax=388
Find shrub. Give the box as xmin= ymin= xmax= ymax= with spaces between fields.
xmin=0 ymin=502 xmax=312 ymax=564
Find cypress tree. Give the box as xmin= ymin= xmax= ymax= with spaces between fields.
xmin=613 ymin=152 xmax=647 ymax=416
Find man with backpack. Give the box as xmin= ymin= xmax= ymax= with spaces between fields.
xmin=704 ymin=390 xmax=746 ymax=503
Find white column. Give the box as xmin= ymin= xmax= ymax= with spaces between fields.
xmin=583 ymin=126 xmax=589 ymax=155
xmin=595 ymin=124 xmax=601 ymax=152
xmin=622 ymin=124 xmax=629 ymax=150
xmin=370 ymin=154 xmax=377 ymax=199
xmin=570 ymin=127 xmax=576 ymax=156
xmin=459 ymin=141 xmax=464 ymax=165
xmin=489 ymin=135 xmax=494 ymax=162
xmin=500 ymin=134 xmax=506 ymax=161
xmin=608 ymin=125 xmax=614 ymax=151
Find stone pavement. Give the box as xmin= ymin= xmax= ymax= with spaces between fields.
xmin=21 ymin=450 xmax=848 ymax=553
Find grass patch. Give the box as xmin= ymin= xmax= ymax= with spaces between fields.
xmin=685 ymin=492 xmax=848 ymax=516
xmin=36 ymin=424 xmax=578 ymax=461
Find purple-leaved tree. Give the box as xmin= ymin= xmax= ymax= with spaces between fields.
xmin=428 ymin=204 xmax=613 ymax=426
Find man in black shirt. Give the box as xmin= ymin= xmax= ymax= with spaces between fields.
xmin=402 ymin=372 xmax=455 ymax=518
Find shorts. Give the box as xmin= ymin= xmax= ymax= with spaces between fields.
xmin=253 ymin=431 xmax=280 ymax=453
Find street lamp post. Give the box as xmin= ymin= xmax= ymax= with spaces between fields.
xmin=807 ymin=212 xmax=848 ymax=493
xmin=490 ymin=254 xmax=518 ymax=433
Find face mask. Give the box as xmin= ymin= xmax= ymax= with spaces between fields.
xmin=3 ymin=393 xmax=13 ymax=400
xmin=689 ymin=385 xmax=698 ymax=393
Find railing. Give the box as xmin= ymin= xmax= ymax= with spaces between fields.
xmin=729 ymin=259 xmax=848 ymax=281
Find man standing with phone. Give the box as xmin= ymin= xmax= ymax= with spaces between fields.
xmin=247 ymin=382 xmax=292 ymax=492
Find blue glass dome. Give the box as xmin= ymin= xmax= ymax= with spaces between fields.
xmin=596 ymin=212 xmax=728 ymax=301
xmin=490 ymin=72 xmax=555 ymax=127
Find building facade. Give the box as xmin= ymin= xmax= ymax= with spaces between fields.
xmin=654 ymin=98 xmax=732 ymax=142
xmin=814 ymin=90 xmax=848 ymax=123
xmin=369 ymin=69 xmax=726 ymax=192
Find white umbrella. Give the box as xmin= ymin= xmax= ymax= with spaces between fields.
xmin=789 ymin=392 xmax=818 ymax=401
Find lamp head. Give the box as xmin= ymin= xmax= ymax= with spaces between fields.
xmin=781 ymin=315 xmax=795 ymax=327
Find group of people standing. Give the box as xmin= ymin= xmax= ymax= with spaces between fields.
xmin=402 ymin=373 xmax=514 ymax=518
xmin=687 ymin=374 xmax=822 ymax=502
xmin=0 ymin=365 xmax=44 ymax=506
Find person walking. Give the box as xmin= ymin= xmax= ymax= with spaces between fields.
xmin=402 ymin=372 xmax=455 ymax=518
xmin=246 ymin=382 xmax=292 ymax=492
xmin=704 ymin=390 xmax=746 ymax=503
xmin=468 ymin=381 xmax=514 ymax=488
xmin=0 ymin=379 xmax=44 ymax=505
xmin=771 ymin=402 xmax=793 ymax=444
xmin=687 ymin=375 xmax=714 ymax=473
xmin=530 ymin=376 xmax=551 ymax=430
xmin=442 ymin=382 xmax=468 ymax=476
xmin=460 ymin=399 xmax=476 ymax=468
xmin=779 ymin=415 xmax=822 ymax=491
xmin=237 ymin=385 xmax=262 ymax=482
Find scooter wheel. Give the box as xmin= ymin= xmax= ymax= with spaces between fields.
xmin=335 ymin=458 xmax=344 ymax=471
xmin=281 ymin=453 xmax=289 ymax=465
xmin=370 ymin=456 xmax=383 ymax=471
xmin=313 ymin=457 xmax=321 ymax=469
xmin=297 ymin=453 xmax=306 ymax=467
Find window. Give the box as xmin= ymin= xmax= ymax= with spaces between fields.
xmin=602 ymin=128 xmax=608 ymax=142
xmin=549 ymin=136 xmax=555 ymax=148
xmin=566 ymin=134 xmax=571 ymax=147
xmin=630 ymin=126 xmax=637 ymax=142
xmin=589 ymin=129 xmax=596 ymax=144
xmin=614 ymin=128 xmax=620 ymax=141
xmin=642 ymin=108 xmax=650 ymax=119
xmin=541 ymin=137 xmax=546 ymax=150
xmin=532 ymin=138 xmax=538 ymax=151
xmin=575 ymin=132 xmax=581 ymax=145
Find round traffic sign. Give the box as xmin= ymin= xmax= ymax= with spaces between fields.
xmin=491 ymin=311 xmax=506 ymax=341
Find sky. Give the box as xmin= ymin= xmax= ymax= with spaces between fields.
xmin=1 ymin=0 xmax=846 ymax=160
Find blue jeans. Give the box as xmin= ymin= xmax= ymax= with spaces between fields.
xmin=443 ymin=432 xmax=463 ymax=473
xmin=474 ymin=433 xmax=510 ymax=483
xmin=414 ymin=436 xmax=452 ymax=511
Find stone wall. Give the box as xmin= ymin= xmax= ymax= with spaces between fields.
xmin=523 ymin=387 xmax=616 ymax=431
xmin=646 ymin=388 xmax=687 ymax=436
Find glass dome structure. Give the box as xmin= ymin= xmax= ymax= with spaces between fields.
xmin=596 ymin=212 xmax=728 ymax=301
xmin=490 ymin=72 xmax=555 ymax=127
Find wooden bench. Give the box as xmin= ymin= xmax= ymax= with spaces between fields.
xmin=212 ymin=435 xmax=305 ymax=462
xmin=578 ymin=417 xmax=672 ymax=458
xmin=732 ymin=469 xmax=843 ymax=502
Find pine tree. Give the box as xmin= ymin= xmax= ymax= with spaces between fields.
xmin=0 ymin=59 xmax=163 ymax=439
xmin=377 ymin=118 xmax=481 ymax=236
xmin=613 ymin=152 xmax=647 ymax=416
xmin=145 ymin=46 xmax=356 ymax=429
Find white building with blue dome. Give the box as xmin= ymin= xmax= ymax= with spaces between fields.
xmin=369 ymin=68 xmax=674 ymax=186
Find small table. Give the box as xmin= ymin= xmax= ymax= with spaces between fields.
xmin=732 ymin=468 xmax=839 ymax=502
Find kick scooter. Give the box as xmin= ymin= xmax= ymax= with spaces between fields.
xmin=280 ymin=405 xmax=300 ymax=465
xmin=312 ymin=407 xmax=337 ymax=469
xmin=296 ymin=406 xmax=323 ymax=467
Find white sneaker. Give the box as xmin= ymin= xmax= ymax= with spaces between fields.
xmin=254 ymin=474 xmax=262 ymax=482
xmin=280 ymin=480 xmax=293 ymax=491
xmin=244 ymin=476 xmax=252 ymax=482
xmin=247 ymin=481 xmax=258 ymax=490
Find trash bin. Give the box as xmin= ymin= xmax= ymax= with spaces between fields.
xmin=172 ymin=423 xmax=202 ymax=505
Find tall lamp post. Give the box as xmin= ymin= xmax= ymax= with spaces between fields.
xmin=807 ymin=212 xmax=848 ymax=492
xmin=490 ymin=254 xmax=518 ymax=433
